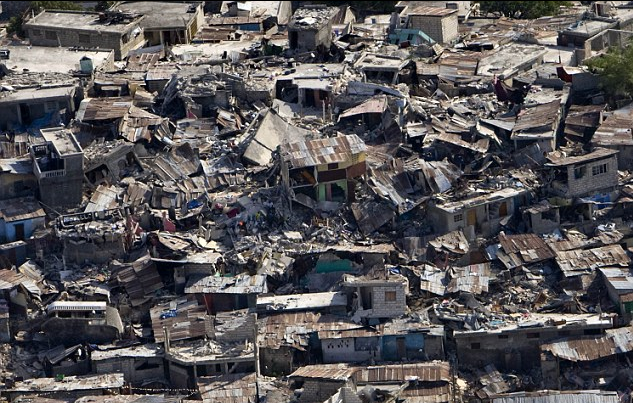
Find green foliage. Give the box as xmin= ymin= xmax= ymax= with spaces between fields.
xmin=30 ymin=1 xmax=83 ymax=13
xmin=6 ymin=16 xmax=24 ymax=36
xmin=94 ymin=1 xmax=115 ymax=12
xmin=478 ymin=1 xmax=571 ymax=19
xmin=585 ymin=45 xmax=633 ymax=98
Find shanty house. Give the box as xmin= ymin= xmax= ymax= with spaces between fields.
xmin=428 ymin=187 xmax=529 ymax=240
xmin=24 ymin=11 xmax=145 ymax=60
xmin=288 ymin=364 xmax=357 ymax=403
xmin=288 ymin=6 xmax=339 ymax=52
xmin=280 ymin=135 xmax=367 ymax=204
xmin=599 ymin=267 xmax=633 ymax=317
xmin=352 ymin=362 xmax=452 ymax=403
xmin=318 ymin=322 xmax=444 ymax=364
xmin=491 ymin=390 xmax=619 ymax=403
xmin=400 ymin=6 xmax=459 ymax=44
xmin=522 ymin=201 xmax=560 ymax=235
xmin=342 ymin=275 xmax=408 ymax=322
xmin=592 ymin=110 xmax=633 ymax=170
xmin=546 ymin=148 xmax=619 ymax=200
xmin=511 ymin=99 xmax=563 ymax=152
xmin=0 ymin=159 xmax=37 ymax=201
xmin=185 ymin=273 xmax=268 ymax=314
xmin=0 ymin=197 xmax=45 ymax=243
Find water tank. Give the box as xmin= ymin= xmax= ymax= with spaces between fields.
xmin=79 ymin=56 xmax=94 ymax=74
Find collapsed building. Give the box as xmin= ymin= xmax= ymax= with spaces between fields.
xmin=1 ymin=1 xmax=633 ymax=403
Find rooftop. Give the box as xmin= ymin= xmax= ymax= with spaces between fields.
xmin=281 ymin=134 xmax=367 ymax=169
xmin=40 ymin=127 xmax=83 ymax=156
xmin=0 ymin=197 xmax=45 ymax=223
xmin=491 ymin=390 xmax=619 ymax=403
xmin=256 ymin=291 xmax=347 ymax=312
xmin=91 ymin=343 xmax=164 ymax=361
xmin=546 ymin=147 xmax=619 ymax=167
xmin=434 ymin=187 xmax=527 ymax=213
xmin=115 ymin=2 xmax=201 ymax=30
xmin=2 ymin=45 xmax=113 ymax=74
xmin=288 ymin=6 xmax=339 ymax=31
xmin=8 ymin=373 xmax=125 ymax=392
xmin=25 ymin=10 xmax=143 ymax=34
xmin=403 ymin=5 xmax=459 ymax=16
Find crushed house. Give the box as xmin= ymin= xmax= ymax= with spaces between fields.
xmin=280 ymin=134 xmax=367 ymax=205
xmin=428 ymin=187 xmax=530 ymax=239
xmin=40 ymin=301 xmax=124 ymax=345
xmin=540 ymin=326 xmax=633 ymax=389
xmin=23 ymin=10 xmax=146 ymax=60
xmin=0 ymin=77 xmax=80 ymax=131
xmin=288 ymin=6 xmax=339 ymax=52
xmin=114 ymin=2 xmax=205 ymax=46
xmin=91 ymin=344 xmax=166 ymax=387
xmin=454 ymin=314 xmax=613 ymax=372
xmin=56 ymin=209 xmax=130 ymax=265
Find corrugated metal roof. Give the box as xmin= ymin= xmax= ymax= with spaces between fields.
xmin=150 ymin=297 xmax=212 ymax=342
xmin=0 ymin=196 xmax=45 ymax=223
xmin=281 ymin=134 xmax=367 ymax=168
xmin=258 ymin=312 xmax=360 ymax=350
xmin=199 ymin=373 xmax=257 ymax=403
xmin=541 ymin=326 xmax=633 ymax=362
xmin=446 ymin=263 xmax=491 ymax=294
xmin=404 ymin=6 xmax=458 ymax=16
xmin=112 ymin=253 xmax=164 ymax=307
xmin=76 ymin=97 xmax=132 ymax=122
xmin=512 ymin=100 xmax=561 ymax=139
xmin=289 ymin=363 xmax=356 ymax=380
xmin=428 ymin=230 xmax=469 ymax=255
xmin=353 ymin=362 xmax=451 ymax=383
xmin=85 ymin=184 xmax=122 ymax=213
xmin=338 ymin=96 xmax=387 ymax=120
xmin=546 ymin=147 xmax=619 ymax=167
xmin=491 ymin=390 xmax=618 ymax=403
xmin=593 ymin=110 xmax=633 ymax=146
xmin=555 ymin=244 xmax=630 ymax=277
xmin=0 ymin=269 xmax=40 ymax=297
xmin=498 ymin=233 xmax=554 ymax=268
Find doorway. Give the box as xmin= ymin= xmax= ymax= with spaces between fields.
xmin=15 ymin=223 xmax=24 ymax=241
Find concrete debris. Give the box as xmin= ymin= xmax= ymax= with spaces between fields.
xmin=1 ymin=1 xmax=633 ymax=402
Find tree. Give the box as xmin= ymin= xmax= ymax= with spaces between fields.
xmin=6 ymin=16 xmax=24 ymax=36
xmin=7 ymin=2 xmax=83 ymax=37
xmin=478 ymin=1 xmax=571 ymax=19
xmin=30 ymin=1 xmax=83 ymax=13
xmin=94 ymin=1 xmax=115 ymax=12
xmin=585 ymin=44 xmax=633 ymax=98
